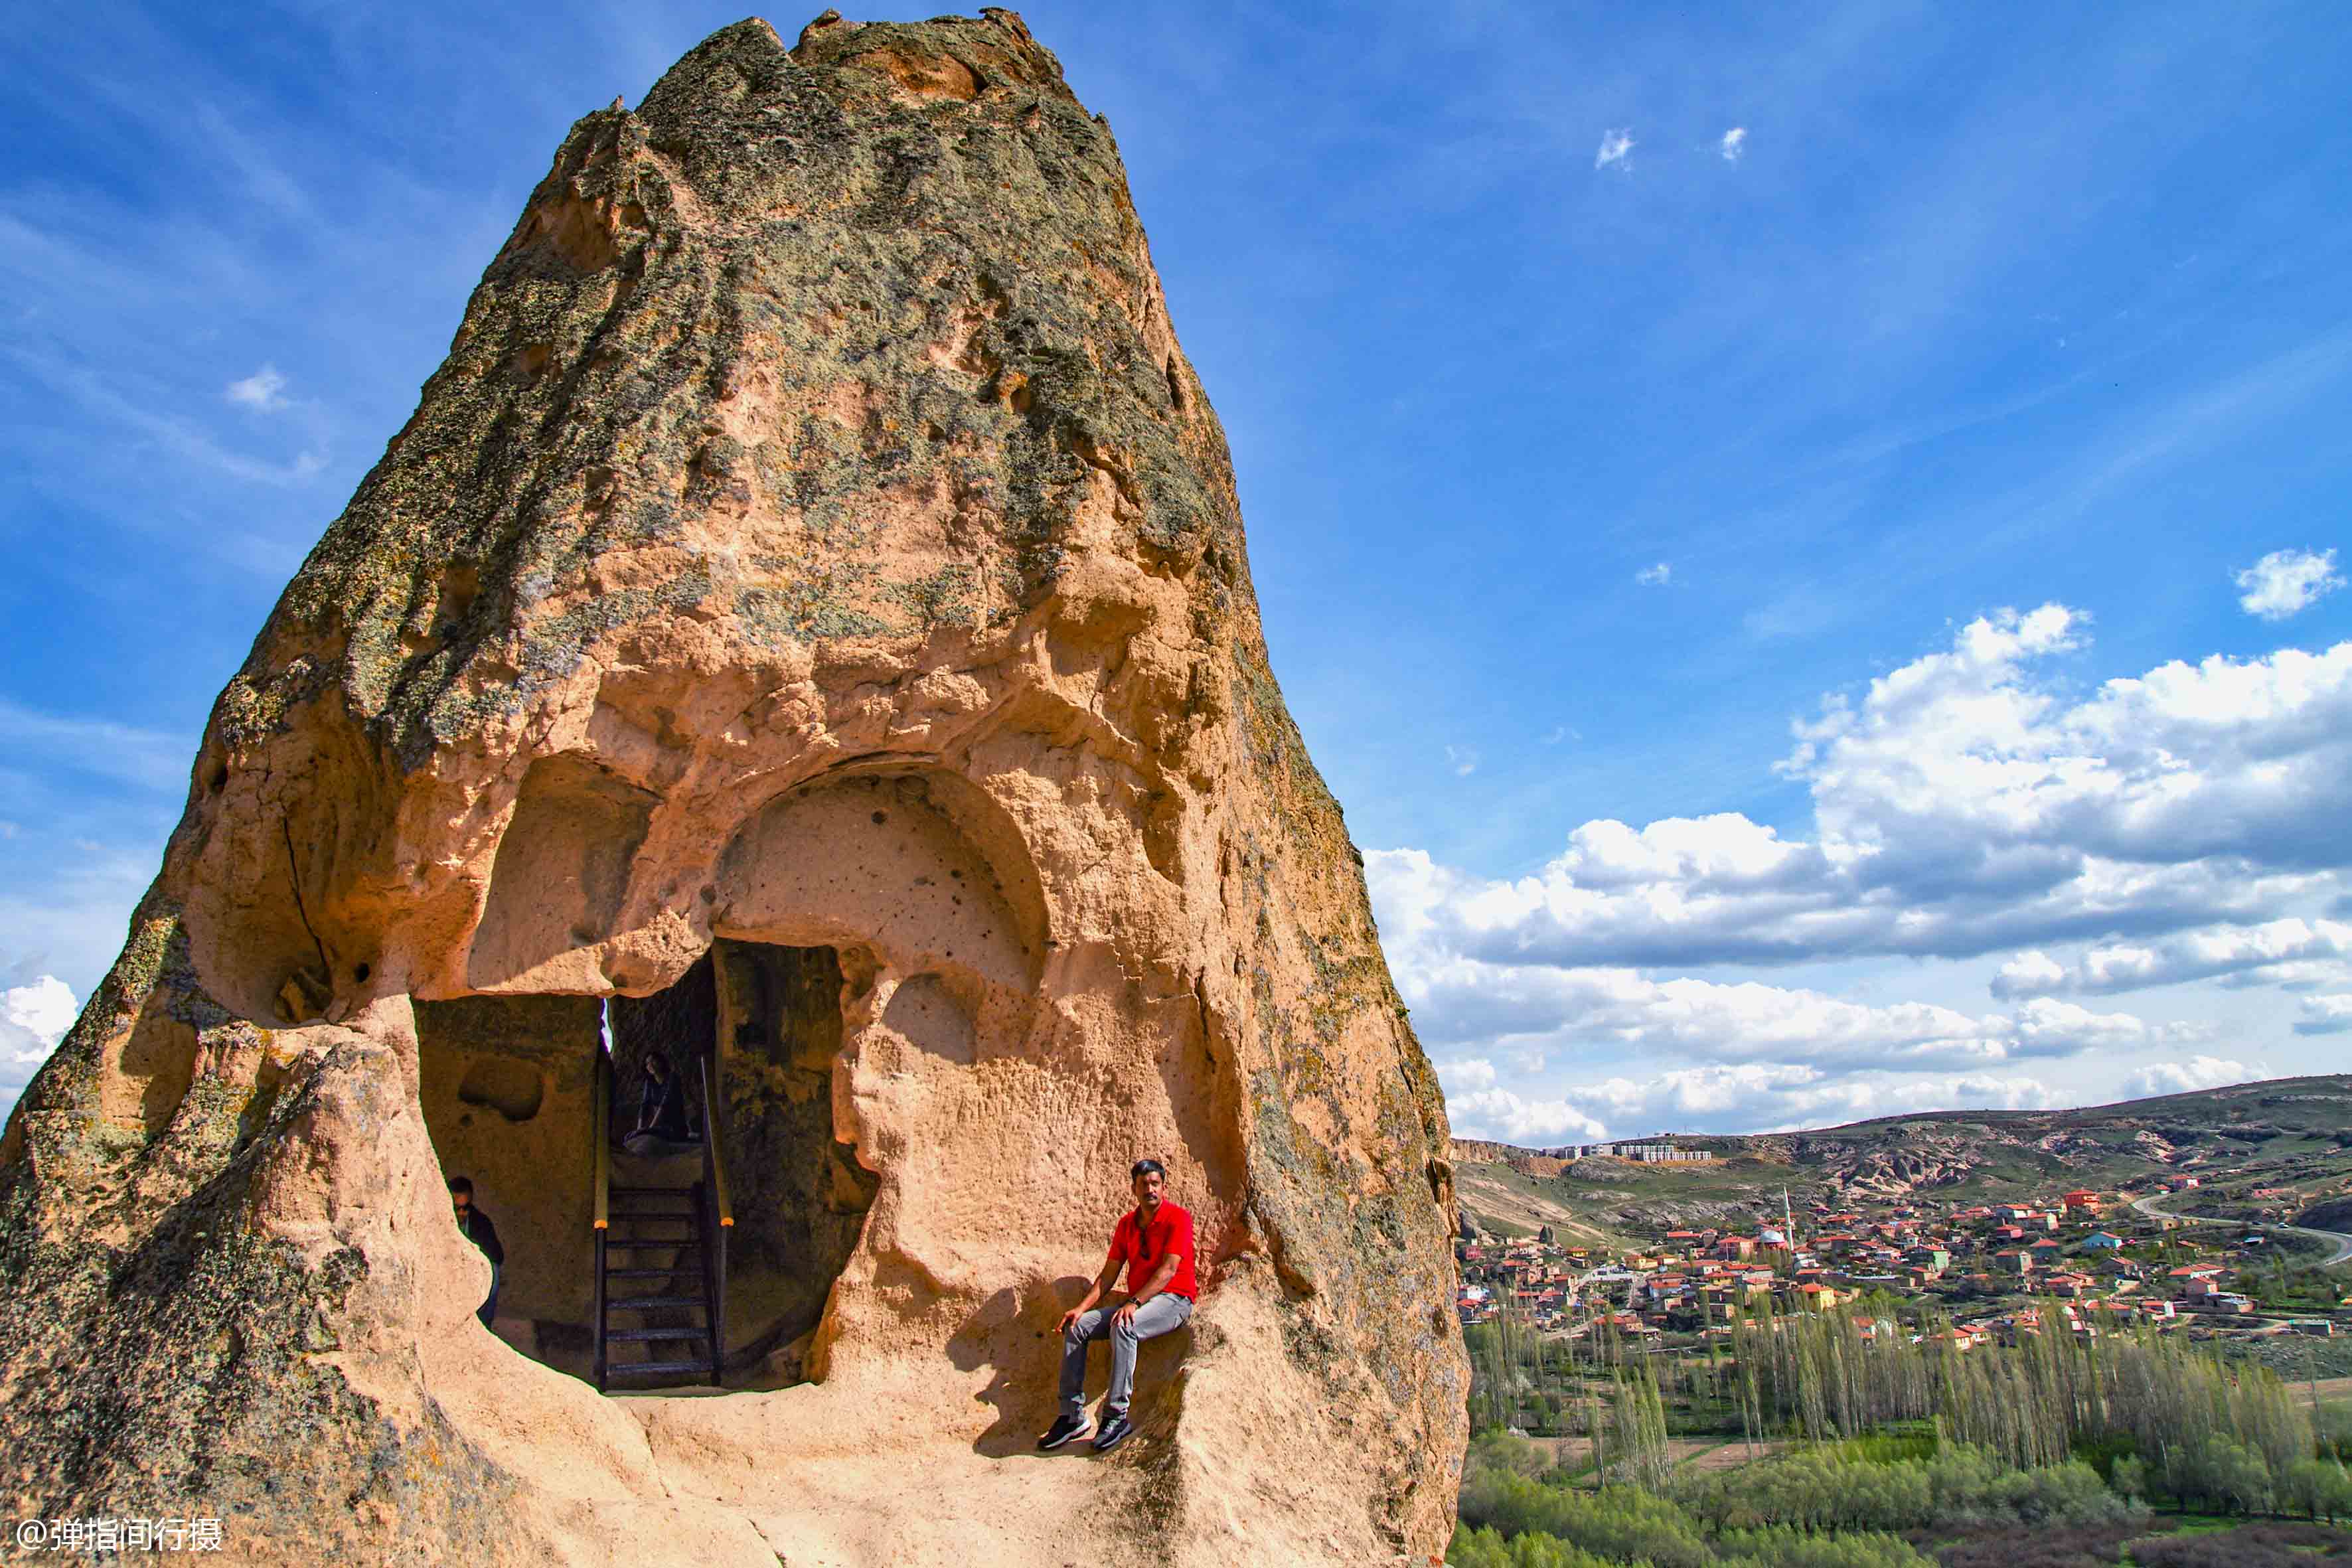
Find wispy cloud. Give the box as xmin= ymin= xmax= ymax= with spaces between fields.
xmin=0 ymin=698 xmax=191 ymax=793
xmin=1719 ymin=126 xmax=1747 ymax=162
xmin=1635 ymin=562 xmax=1672 ymax=586
xmin=2234 ymin=547 xmax=2342 ymax=621
xmin=1445 ymin=744 xmax=1479 ymax=777
xmin=6 ymin=345 xmax=326 ymax=489
xmin=226 ymin=364 xmax=288 ymax=410
xmin=1595 ymin=128 xmax=1634 ymax=172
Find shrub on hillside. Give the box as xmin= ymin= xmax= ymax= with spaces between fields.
xmin=1915 ymin=1520 xmax=2144 ymax=1567
xmin=2125 ymin=1521 xmax=2352 ymax=1567
xmin=1447 ymin=1524 xmax=1624 ymax=1568
xmin=1455 ymin=1470 xmax=1713 ymax=1568
xmin=1671 ymin=1445 xmax=2136 ymax=1535
xmin=2280 ymin=1457 xmax=2352 ymax=1523
xmin=1715 ymin=1524 xmax=1932 ymax=1566
xmin=2317 ymin=1401 xmax=2352 ymax=1464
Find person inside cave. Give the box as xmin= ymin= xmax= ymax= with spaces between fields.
xmin=448 ymin=1175 xmax=503 ymax=1327
xmin=1038 ymin=1158 xmax=1196 ymax=1456
xmin=622 ymin=1048 xmax=697 ymax=1156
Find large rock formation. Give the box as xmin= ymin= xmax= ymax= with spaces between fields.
xmin=0 ymin=11 xmax=1466 ymax=1566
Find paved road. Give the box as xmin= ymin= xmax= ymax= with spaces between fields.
xmin=2131 ymin=1189 xmax=2352 ymax=1268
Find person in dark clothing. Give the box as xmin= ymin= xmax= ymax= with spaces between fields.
xmin=631 ymin=1050 xmax=693 ymax=1144
xmin=448 ymin=1175 xmax=503 ymax=1328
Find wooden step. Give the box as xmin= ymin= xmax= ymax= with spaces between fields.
xmin=604 ymin=1240 xmax=702 ymax=1252
xmin=604 ymin=1358 xmax=716 ymax=1378
xmin=606 ymin=1296 xmax=706 ymax=1312
xmin=605 ymin=1267 xmax=693 ymax=1280
xmin=610 ymin=1186 xmax=696 ymax=1196
xmin=607 ymin=1325 xmax=713 ymax=1342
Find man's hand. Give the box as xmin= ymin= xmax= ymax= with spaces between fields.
xmin=1112 ymin=1298 xmax=1140 ymax=1328
xmin=1058 ymin=1307 xmax=1084 ymax=1335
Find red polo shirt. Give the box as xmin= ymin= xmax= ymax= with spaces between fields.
xmin=1108 ymin=1202 xmax=1197 ymax=1301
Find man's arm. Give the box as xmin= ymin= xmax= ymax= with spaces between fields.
xmin=475 ymin=1214 xmax=505 ymax=1266
xmin=1059 ymin=1257 xmax=1125 ymax=1333
xmin=1111 ymin=1251 xmax=1181 ymax=1327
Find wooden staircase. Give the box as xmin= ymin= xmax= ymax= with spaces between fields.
xmin=592 ymin=1053 xmax=732 ymax=1391
xmin=598 ymin=1182 xmax=720 ymax=1384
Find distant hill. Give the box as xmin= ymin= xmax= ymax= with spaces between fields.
xmin=1450 ymin=1073 xmax=2352 ymax=1239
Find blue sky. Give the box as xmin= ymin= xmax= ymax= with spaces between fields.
xmin=5 ymin=1 xmax=2351 ymax=1138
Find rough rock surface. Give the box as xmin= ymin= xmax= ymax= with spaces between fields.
xmin=0 ymin=12 xmax=1466 ymax=1565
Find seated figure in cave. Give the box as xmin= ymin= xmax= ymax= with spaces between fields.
xmin=621 ymin=1049 xmax=698 ymax=1156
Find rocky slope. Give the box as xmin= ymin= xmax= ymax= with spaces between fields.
xmin=1453 ymin=1074 xmax=2352 ymax=1233
xmin=0 ymin=14 xmax=1464 ymax=1565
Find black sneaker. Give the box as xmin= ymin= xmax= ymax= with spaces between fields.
xmin=1037 ymin=1414 xmax=1092 ymax=1450
xmin=1091 ymin=1413 xmax=1133 ymax=1453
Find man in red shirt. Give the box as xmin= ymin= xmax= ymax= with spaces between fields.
xmin=1039 ymin=1158 xmax=1197 ymax=1454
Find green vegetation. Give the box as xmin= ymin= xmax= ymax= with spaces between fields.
xmin=1455 ymin=1308 xmax=2352 ymax=1565
xmin=1448 ymin=1073 xmax=2352 ymax=1563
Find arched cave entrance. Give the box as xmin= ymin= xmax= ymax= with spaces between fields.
xmin=417 ymin=938 xmax=879 ymax=1390
xmin=416 ymin=765 xmax=1049 ymax=1397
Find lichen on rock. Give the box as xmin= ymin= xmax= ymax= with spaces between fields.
xmin=0 ymin=13 xmax=1466 ymax=1565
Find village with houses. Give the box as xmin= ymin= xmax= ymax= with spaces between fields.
xmin=1454 ymin=1147 xmax=2352 ymax=1370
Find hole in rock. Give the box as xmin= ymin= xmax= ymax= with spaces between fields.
xmin=457 ymin=1057 xmax=544 ymax=1122
xmin=418 ymin=941 xmax=875 ymax=1393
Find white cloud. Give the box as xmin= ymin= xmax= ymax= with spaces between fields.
xmin=2234 ymin=548 xmax=2342 ymax=621
xmin=1377 ymin=607 xmax=2352 ymax=1137
xmin=1375 ymin=613 xmax=2352 ymax=971
xmin=1 ymin=973 xmax=80 ymax=1114
xmin=2118 ymin=1055 xmax=2254 ymax=1099
xmin=1719 ymin=127 xmax=1747 ymax=163
xmin=1374 ymin=898 xmax=2197 ymax=1073
xmin=226 ymin=364 xmax=287 ymax=410
xmin=1443 ymin=1062 xmax=2068 ymax=1143
xmin=1438 ymin=1057 xmax=1498 ymax=1093
xmin=1445 ymin=744 xmax=1479 ymax=777
xmin=2294 ymin=994 xmax=2352 ymax=1036
xmin=1449 ymin=1087 xmax=1608 ymax=1144
xmin=1595 ymin=129 xmax=1635 ymax=172
xmin=1635 ymin=562 xmax=1672 ymax=586
xmin=1990 ymin=917 xmax=2352 ymax=998
xmin=1994 ymin=949 xmax=2068 ymax=997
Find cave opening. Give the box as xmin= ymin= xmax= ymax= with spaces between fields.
xmin=416 ymin=938 xmax=876 ymax=1393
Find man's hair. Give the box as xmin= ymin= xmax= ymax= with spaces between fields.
xmin=447 ymin=1176 xmax=474 ymax=1196
xmin=646 ymin=1050 xmax=671 ymax=1074
xmin=1131 ymin=1158 xmax=1166 ymax=1181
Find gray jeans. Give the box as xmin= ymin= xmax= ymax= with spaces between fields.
xmin=1059 ymin=1294 xmax=1194 ymax=1418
